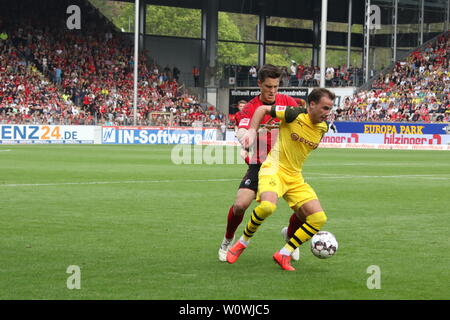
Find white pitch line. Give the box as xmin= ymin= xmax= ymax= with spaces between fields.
xmin=306 ymin=176 xmax=450 ymax=180
xmin=306 ymin=172 xmax=450 ymax=178
xmin=0 ymin=149 xmax=11 ymax=152
xmin=305 ymin=173 xmax=450 ymax=180
xmin=1 ymin=173 xmax=449 ymax=188
xmin=306 ymin=162 xmax=450 ymax=167
xmin=0 ymin=178 xmax=241 ymax=188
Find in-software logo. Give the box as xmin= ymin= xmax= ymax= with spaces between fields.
xmin=103 ymin=128 xmax=116 ymax=143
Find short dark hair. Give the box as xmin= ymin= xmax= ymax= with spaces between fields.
xmin=238 ymin=100 xmax=247 ymax=105
xmin=257 ymin=64 xmax=282 ymax=82
xmin=307 ymin=88 xmax=336 ymax=105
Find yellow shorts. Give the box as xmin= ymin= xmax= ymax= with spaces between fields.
xmin=256 ymin=161 xmax=318 ymax=210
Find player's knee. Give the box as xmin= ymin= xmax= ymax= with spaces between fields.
xmin=233 ymin=200 xmax=250 ymax=215
xmin=307 ymin=211 xmax=327 ymax=229
xmin=256 ymin=200 xmax=277 ymax=219
xmin=295 ymin=211 xmax=307 ymax=224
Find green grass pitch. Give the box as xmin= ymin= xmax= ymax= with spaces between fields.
xmin=0 ymin=145 xmax=449 ymax=300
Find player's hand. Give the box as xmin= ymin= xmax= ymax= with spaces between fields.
xmin=242 ymin=128 xmax=256 ymax=149
xmin=261 ymin=123 xmax=280 ymax=131
xmin=235 ymin=128 xmax=248 ymax=146
xmin=239 ymin=148 xmax=249 ymax=162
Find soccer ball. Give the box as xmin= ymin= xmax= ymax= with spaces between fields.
xmin=310 ymin=231 xmax=338 ymax=259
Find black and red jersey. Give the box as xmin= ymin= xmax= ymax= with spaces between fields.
xmin=237 ymin=94 xmax=298 ymax=164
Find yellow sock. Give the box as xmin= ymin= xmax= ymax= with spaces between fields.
xmin=242 ymin=201 xmax=276 ymax=242
xmin=283 ymin=211 xmax=327 ymax=252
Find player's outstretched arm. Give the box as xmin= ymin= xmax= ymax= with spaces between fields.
xmin=235 ymin=127 xmax=248 ymax=145
xmin=242 ymin=105 xmax=272 ymax=149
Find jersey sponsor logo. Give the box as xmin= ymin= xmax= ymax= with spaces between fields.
xmin=275 ymin=105 xmax=286 ymax=112
xmin=291 ymin=132 xmax=319 ymax=149
xmin=239 ymin=118 xmax=250 ymax=127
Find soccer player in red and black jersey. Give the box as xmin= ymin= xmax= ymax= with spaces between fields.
xmin=233 ymin=100 xmax=251 ymax=163
xmin=233 ymin=100 xmax=247 ymax=131
xmin=218 ymin=64 xmax=305 ymax=262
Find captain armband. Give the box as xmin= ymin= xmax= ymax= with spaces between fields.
xmin=270 ymin=105 xmax=307 ymax=123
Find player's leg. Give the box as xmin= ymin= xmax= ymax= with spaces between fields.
xmin=282 ymin=199 xmax=327 ymax=256
xmin=227 ymin=191 xmax=278 ymax=264
xmin=273 ymin=181 xmax=325 ymax=271
xmin=218 ymin=188 xmax=255 ymax=261
xmin=218 ymin=165 xmax=260 ymax=261
xmin=280 ymin=210 xmax=306 ymax=261
xmin=227 ymin=188 xmax=255 ymax=237
xmin=287 ymin=210 xmax=307 ymax=238
xmin=274 ymin=200 xmax=326 ymax=271
xmin=242 ymin=191 xmax=278 ymax=243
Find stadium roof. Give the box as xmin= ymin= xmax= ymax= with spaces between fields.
xmin=118 ymin=0 xmax=449 ymax=25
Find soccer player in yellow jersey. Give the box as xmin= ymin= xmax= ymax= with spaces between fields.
xmin=226 ymin=88 xmax=336 ymax=271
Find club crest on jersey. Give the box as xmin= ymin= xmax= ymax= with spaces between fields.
xmin=275 ymin=105 xmax=286 ymax=112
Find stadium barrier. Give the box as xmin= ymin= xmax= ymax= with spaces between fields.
xmin=322 ymin=121 xmax=450 ymax=150
xmin=320 ymin=132 xmax=450 ymax=150
xmin=321 ymin=132 xmax=450 ymax=145
xmin=319 ymin=143 xmax=450 ymax=150
xmin=0 ymin=125 xmax=101 ymax=144
xmin=333 ymin=122 xmax=449 ymax=135
xmin=1 ymin=124 xmax=449 ymax=151
xmin=101 ymin=126 xmax=218 ymax=144
xmin=218 ymin=132 xmax=450 ymax=150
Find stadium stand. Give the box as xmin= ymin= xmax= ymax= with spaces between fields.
xmin=0 ymin=38 xmax=72 ymax=125
xmin=333 ymin=32 xmax=449 ymax=123
xmin=224 ymin=64 xmax=363 ymax=88
xmin=0 ymin=0 xmax=223 ymax=128
xmin=0 ymin=0 xmax=447 ymax=127
xmin=292 ymin=64 xmax=362 ymax=88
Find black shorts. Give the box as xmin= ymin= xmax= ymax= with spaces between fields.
xmin=238 ymin=164 xmax=262 ymax=192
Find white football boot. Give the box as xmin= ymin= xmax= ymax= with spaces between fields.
xmin=281 ymin=227 xmax=300 ymax=261
xmin=218 ymin=236 xmax=235 ymax=262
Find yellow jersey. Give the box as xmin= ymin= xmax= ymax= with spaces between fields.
xmin=265 ymin=105 xmax=328 ymax=174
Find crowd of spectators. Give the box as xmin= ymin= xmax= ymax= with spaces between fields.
xmin=0 ymin=0 xmax=226 ymax=128
xmin=332 ymin=33 xmax=450 ymax=123
xmin=0 ymin=39 xmax=74 ymax=125
xmin=148 ymin=94 xmax=226 ymax=127
xmin=282 ymin=62 xmax=363 ymax=88
xmin=1 ymin=0 xmax=448 ymax=128
xmin=229 ymin=63 xmax=362 ymax=88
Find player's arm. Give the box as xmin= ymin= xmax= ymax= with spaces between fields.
xmin=234 ymin=115 xmax=250 ymax=163
xmin=242 ymin=105 xmax=272 ymax=149
xmin=235 ymin=127 xmax=250 ymax=163
xmin=243 ymin=105 xmax=307 ymax=148
xmin=235 ymin=127 xmax=248 ymax=144
xmin=270 ymin=105 xmax=307 ymax=122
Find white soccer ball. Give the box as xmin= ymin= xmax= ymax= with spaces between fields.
xmin=310 ymin=231 xmax=338 ymax=259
